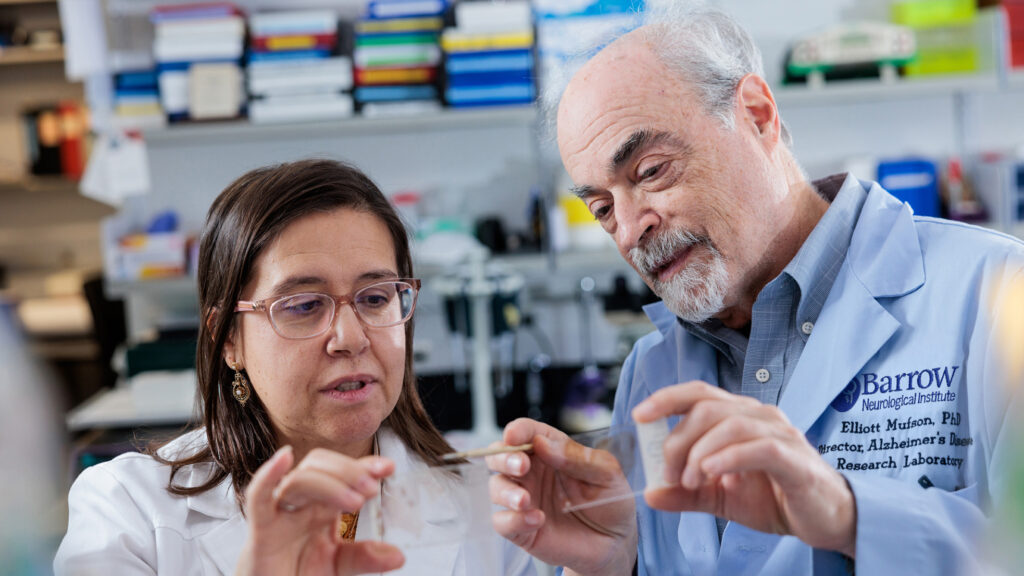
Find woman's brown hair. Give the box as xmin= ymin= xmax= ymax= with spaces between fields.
xmin=153 ymin=159 xmax=453 ymax=503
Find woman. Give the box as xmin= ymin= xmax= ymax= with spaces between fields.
xmin=55 ymin=159 xmax=536 ymax=575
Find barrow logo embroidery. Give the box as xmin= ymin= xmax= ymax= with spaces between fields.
xmin=831 ymin=365 xmax=960 ymax=413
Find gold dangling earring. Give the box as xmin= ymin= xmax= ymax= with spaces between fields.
xmin=231 ymin=363 xmax=251 ymax=406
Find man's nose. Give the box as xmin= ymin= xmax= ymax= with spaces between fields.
xmin=615 ymin=196 xmax=660 ymax=253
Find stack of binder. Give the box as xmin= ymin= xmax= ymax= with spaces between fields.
xmin=353 ymin=0 xmax=447 ymax=117
xmin=150 ymin=2 xmax=246 ymax=122
xmin=247 ymin=9 xmax=354 ymax=124
xmin=113 ymin=70 xmax=166 ymax=130
xmin=441 ymin=1 xmax=535 ymax=108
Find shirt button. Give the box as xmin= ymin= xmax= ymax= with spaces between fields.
xmin=801 ymin=321 xmax=814 ymax=335
xmin=755 ymin=368 xmax=771 ymax=383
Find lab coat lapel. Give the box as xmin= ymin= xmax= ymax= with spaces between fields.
xmin=377 ymin=428 xmax=463 ymax=576
xmin=780 ymin=181 xmax=924 ymax=433
xmin=641 ymin=309 xmax=722 ymax=573
xmin=184 ymin=463 xmax=247 ymax=575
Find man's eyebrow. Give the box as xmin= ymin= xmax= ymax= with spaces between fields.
xmin=571 ymin=184 xmax=597 ymax=199
xmin=570 ymin=130 xmax=683 ymax=200
xmin=609 ymin=129 xmax=679 ymax=173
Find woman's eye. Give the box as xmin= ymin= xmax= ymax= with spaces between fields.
xmin=357 ymin=289 xmax=393 ymax=308
xmin=281 ymin=297 xmax=323 ymax=315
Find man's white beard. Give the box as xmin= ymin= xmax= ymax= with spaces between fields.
xmin=629 ymin=228 xmax=728 ymax=323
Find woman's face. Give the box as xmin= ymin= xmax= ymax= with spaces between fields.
xmin=227 ymin=207 xmax=407 ymax=458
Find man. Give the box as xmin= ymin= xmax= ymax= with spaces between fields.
xmin=488 ymin=4 xmax=1023 ymax=575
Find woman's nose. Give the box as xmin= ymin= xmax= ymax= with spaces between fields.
xmin=326 ymin=303 xmax=370 ymax=356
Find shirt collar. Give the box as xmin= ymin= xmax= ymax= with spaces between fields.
xmin=784 ymin=172 xmax=867 ymax=326
xmin=679 ymin=173 xmax=868 ymax=350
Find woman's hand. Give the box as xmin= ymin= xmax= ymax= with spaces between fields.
xmin=487 ymin=418 xmax=638 ymax=576
xmin=235 ymin=446 xmax=405 ymax=576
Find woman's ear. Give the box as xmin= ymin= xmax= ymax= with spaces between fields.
xmin=210 ymin=307 xmax=243 ymax=369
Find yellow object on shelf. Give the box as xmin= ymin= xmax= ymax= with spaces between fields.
xmin=559 ymin=194 xmax=593 ymax=226
xmin=891 ymin=0 xmax=976 ymax=28
xmin=903 ymin=23 xmax=978 ymax=76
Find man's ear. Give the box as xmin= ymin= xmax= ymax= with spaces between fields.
xmin=736 ymin=73 xmax=780 ymax=148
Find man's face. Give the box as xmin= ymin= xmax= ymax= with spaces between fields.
xmin=557 ymin=36 xmax=788 ymax=323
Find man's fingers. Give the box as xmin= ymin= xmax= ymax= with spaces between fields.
xmin=543 ymin=435 xmax=626 ymax=486
xmin=632 ymin=381 xmax=747 ymax=423
xmin=492 ymin=509 xmax=545 ymax=544
xmin=489 ymin=472 xmax=532 ymax=511
xmin=677 ymin=410 xmax=791 ymax=489
xmin=485 ymin=446 xmax=532 ymax=478
xmin=334 ymin=541 xmax=405 ymax=575
xmin=698 ymin=437 xmax=809 ymax=489
xmin=246 ymin=446 xmax=294 ymax=521
xmin=643 ymin=484 xmax=706 ymax=513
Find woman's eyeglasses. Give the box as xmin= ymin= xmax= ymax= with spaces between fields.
xmin=235 ymin=279 xmax=420 ymax=340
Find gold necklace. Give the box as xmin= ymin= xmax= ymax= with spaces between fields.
xmin=338 ymin=433 xmax=378 ymax=542
xmin=338 ymin=511 xmax=359 ymax=541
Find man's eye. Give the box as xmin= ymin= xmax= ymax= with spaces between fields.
xmin=591 ymin=203 xmax=611 ymax=220
xmin=639 ymin=163 xmax=663 ymax=180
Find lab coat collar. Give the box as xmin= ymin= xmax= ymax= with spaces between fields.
xmin=166 ymin=431 xmax=245 ymax=575
xmin=846 ymin=177 xmax=926 ymax=298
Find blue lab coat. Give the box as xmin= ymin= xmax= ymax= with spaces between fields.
xmin=611 ymin=177 xmax=1024 ymax=575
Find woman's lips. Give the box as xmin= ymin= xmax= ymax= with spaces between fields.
xmin=320 ymin=375 xmax=377 ymax=403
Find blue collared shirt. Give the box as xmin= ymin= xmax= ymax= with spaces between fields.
xmin=683 ymin=173 xmax=867 ymax=404
xmin=682 ymin=173 xmax=868 ymax=539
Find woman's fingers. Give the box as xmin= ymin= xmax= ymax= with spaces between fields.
xmin=246 ymin=446 xmax=295 ymax=521
xmin=274 ymin=451 xmax=395 ymax=512
xmin=334 ymin=541 xmax=405 ymax=575
xmin=274 ymin=466 xmax=371 ymax=512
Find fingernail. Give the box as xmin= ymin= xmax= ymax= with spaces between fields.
xmin=358 ymin=476 xmax=378 ymax=494
xmin=632 ymin=402 xmax=653 ymax=422
xmin=683 ymin=466 xmax=700 ymax=489
xmin=524 ymin=510 xmax=542 ymax=526
xmin=507 ymin=455 xmax=523 ymax=475
xmin=369 ymin=458 xmax=390 ymax=475
xmin=502 ymin=489 xmax=524 ymax=510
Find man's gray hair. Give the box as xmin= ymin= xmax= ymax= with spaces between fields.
xmin=544 ymin=2 xmax=791 ymax=147
xmin=640 ymin=3 xmax=792 ymax=146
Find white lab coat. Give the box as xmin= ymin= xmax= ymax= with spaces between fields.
xmin=55 ymin=427 xmax=535 ymax=576
xmin=613 ymin=176 xmax=1024 ymax=575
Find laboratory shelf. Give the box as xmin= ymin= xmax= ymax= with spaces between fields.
xmin=141 ymin=105 xmax=538 ymax=146
xmin=0 ymin=175 xmax=79 ymax=194
xmin=0 ymin=45 xmax=63 ymax=66
xmin=774 ymin=73 xmax=1002 ymax=108
xmin=106 ymin=276 xmax=197 ymax=299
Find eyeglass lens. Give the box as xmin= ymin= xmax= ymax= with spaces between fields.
xmin=268 ymin=281 xmax=415 ymax=338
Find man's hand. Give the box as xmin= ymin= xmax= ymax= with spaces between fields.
xmin=486 ymin=418 xmax=638 ymax=576
xmin=634 ymin=382 xmax=857 ymax=558
xmin=235 ymin=446 xmax=406 ymax=576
